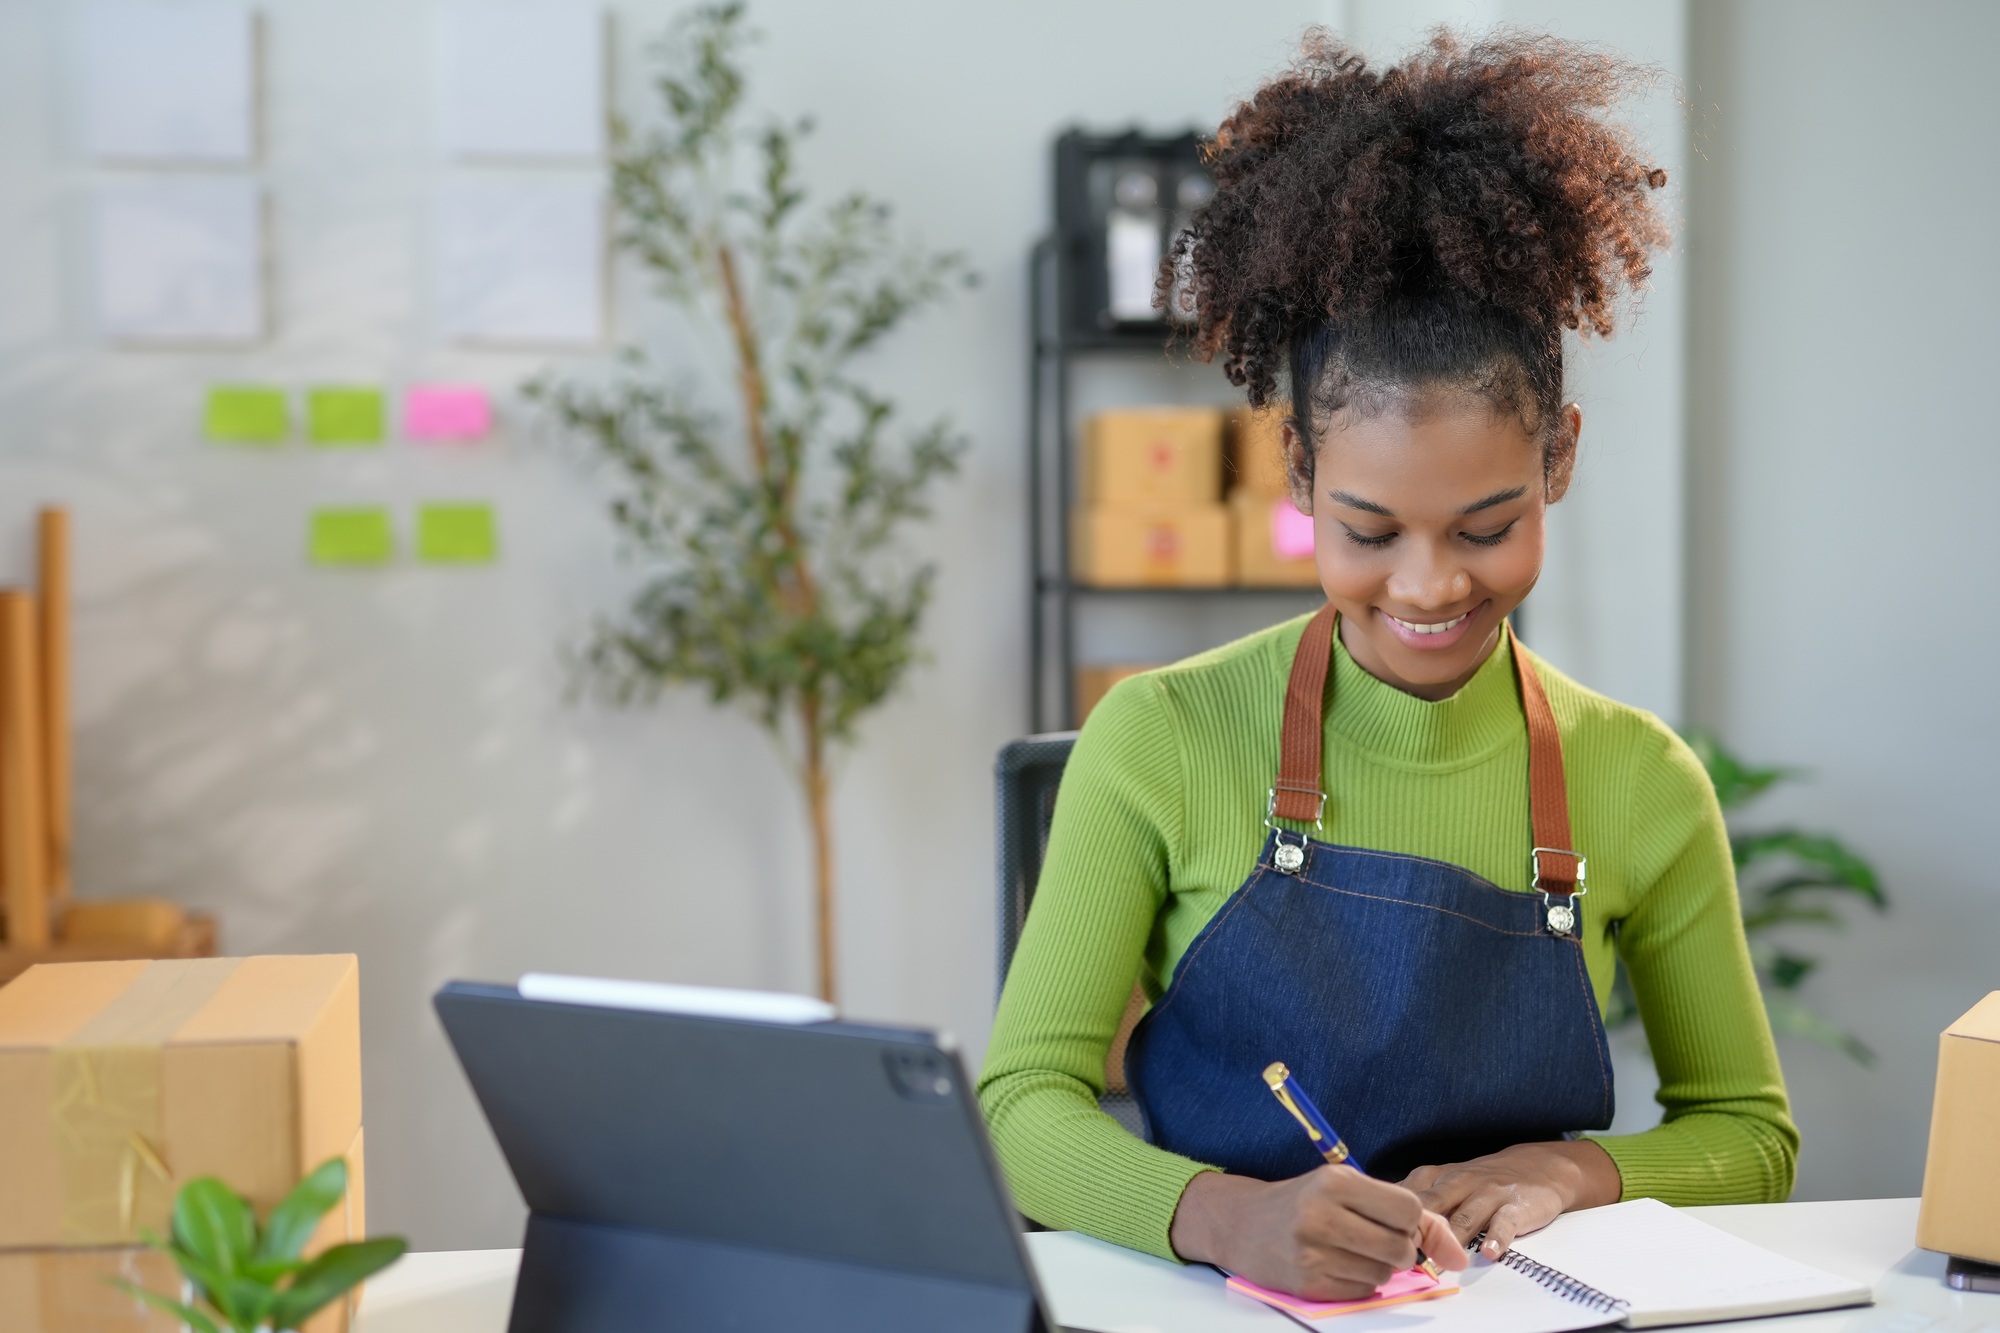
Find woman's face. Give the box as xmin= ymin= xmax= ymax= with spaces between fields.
xmin=1285 ymin=394 xmax=1579 ymax=701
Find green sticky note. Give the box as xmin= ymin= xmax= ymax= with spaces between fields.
xmin=309 ymin=508 xmax=395 ymax=566
xmin=307 ymin=387 xmax=386 ymax=446
xmin=205 ymin=386 xmax=289 ymax=444
xmin=416 ymin=503 xmax=498 ymax=564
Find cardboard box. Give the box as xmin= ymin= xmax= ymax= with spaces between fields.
xmin=0 ymin=1233 xmax=362 ymax=1333
xmin=1072 ymin=505 xmax=1231 ymax=587
xmin=1075 ymin=665 xmax=1157 ymax=725
xmin=0 ymin=955 xmax=362 ymax=1252
xmin=1227 ymin=405 xmax=1294 ymax=499
xmin=1084 ymin=408 xmax=1224 ymax=506
xmin=1918 ymin=991 xmax=2000 ymax=1263
xmin=1231 ymin=491 xmax=1321 ymax=588
xmin=0 ymin=1247 xmax=182 ymax=1332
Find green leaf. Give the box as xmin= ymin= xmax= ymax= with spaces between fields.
xmin=1767 ymin=952 xmax=1817 ymax=989
xmin=1681 ymin=730 xmax=1793 ymax=809
xmin=1764 ymin=991 xmax=1875 ymax=1066
xmin=108 ymin=1280 xmax=226 ymax=1333
xmin=172 ymin=1177 xmax=257 ymax=1278
xmin=258 ymin=1157 xmax=347 ymax=1265
xmin=1734 ymin=831 xmax=1885 ymax=905
xmin=269 ymin=1237 xmax=409 ymax=1330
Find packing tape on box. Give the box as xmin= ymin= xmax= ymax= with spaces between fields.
xmin=50 ymin=959 xmax=244 ymax=1244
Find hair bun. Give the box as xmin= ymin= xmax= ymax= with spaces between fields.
xmin=1172 ymin=28 xmax=1671 ymax=408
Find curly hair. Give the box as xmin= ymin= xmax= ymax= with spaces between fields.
xmin=1166 ymin=28 xmax=1670 ymax=463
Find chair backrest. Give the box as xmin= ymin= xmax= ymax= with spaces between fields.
xmin=992 ymin=732 xmax=1077 ymax=1000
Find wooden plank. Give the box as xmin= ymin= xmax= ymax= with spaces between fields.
xmin=37 ymin=509 xmax=69 ymax=904
xmin=0 ymin=911 xmax=218 ymax=988
xmin=0 ymin=592 xmax=47 ymax=950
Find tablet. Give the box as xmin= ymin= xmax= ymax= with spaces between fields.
xmin=435 ymin=977 xmax=1064 ymax=1332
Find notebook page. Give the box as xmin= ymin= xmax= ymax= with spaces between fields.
xmin=1026 ymin=1232 xmax=1614 ymax=1333
xmin=1507 ymin=1198 xmax=1872 ymax=1327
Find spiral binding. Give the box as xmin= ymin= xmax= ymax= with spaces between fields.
xmin=1495 ymin=1246 xmax=1628 ymax=1315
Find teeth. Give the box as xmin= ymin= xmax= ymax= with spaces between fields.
xmin=1388 ymin=611 xmax=1468 ymax=636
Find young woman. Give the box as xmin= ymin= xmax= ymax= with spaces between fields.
xmin=979 ymin=32 xmax=1795 ymax=1302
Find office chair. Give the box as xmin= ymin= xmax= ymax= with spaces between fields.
xmin=994 ymin=733 xmax=1144 ymax=1136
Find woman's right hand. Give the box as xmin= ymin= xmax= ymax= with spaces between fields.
xmin=1168 ymin=1167 xmax=1467 ymax=1300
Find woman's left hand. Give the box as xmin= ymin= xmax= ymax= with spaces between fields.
xmin=1399 ymin=1140 xmax=1623 ymax=1259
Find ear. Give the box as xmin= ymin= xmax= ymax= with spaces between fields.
xmin=1544 ymin=404 xmax=1582 ymax=504
xmin=1279 ymin=416 xmax=1316 ymax=512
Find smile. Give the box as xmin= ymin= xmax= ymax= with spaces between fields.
xmin=1386 ymin=611 xmax=1469 ymax=636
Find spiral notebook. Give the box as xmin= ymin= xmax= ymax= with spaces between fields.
xmin=1498 ymin=1197 xmax=1871 ymax=1328
xmin=1227 ymin=1199 xmax=1870 ymax=1330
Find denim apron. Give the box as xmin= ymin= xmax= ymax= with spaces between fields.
xmin=1124 ymin=605 xmax=1612 ymax=1184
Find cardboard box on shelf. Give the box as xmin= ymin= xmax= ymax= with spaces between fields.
xmin=1084 ymin=408 xmax=1224 ymax=507
xmin=1072 ymin=505 xmax=1231 ymax=587
xmin=1917 ymin=991 xmax=2000 ymax=1264
xmin=1075 ymin=665 xmax=1159 ymax=724
xmin=1231 ymin=491 xmax=1320 ymax=588
xmin=0 ymin=955 xmax=363 ymax=1255
xmin=1227 ymin=405 xmax=1293 ymax=499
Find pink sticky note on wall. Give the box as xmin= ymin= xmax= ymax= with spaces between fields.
xmin=404 ymin=386 xmax=492 ymax=441
xmin=1270 ymin=500 xmax=1315 ymax=559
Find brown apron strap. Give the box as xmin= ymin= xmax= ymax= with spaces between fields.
xmin=1271 ymin=603 xmax=1340 ymax=824
xmin=1272 ymin=608 xmax=1583 ymax=897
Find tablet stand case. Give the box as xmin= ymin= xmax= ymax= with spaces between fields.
xmin=436 ymin=983 xmax=1057 ymax=1333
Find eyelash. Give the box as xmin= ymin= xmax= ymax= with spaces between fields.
xmin=1340 ymin=520 xmax=1519 ymax=549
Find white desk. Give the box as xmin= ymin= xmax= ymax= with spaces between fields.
xmin=355 ymin=1198 xmax=1996 ymax=1332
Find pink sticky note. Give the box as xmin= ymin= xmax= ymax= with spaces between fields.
xmin=404 ymin=386 xmax=492 ymax=441
xmin=1270 ymin=499 xmax=1315 ymax=559
xmin=1227 ymin=1266 xmax=1456 ymax=1319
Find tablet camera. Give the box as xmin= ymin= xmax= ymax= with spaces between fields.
xmin=884 ymin=1048 xmax=955 ymax=1104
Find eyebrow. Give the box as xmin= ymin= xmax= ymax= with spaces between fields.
xmin=1324 ymin=486 xmax=1528 ymax=518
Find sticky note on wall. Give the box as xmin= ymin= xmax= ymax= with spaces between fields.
xmin=404 ymin=386 xmax=491 ymax=441
xmin=308 ymin=387 xmax=386 ymax=446
xmin=206 ymin=386 xmax=287 ymax=443
xmin=417 ymin=503 xmax=497 ymax=564
xmin=309 ymin=508 xmax=394 ymax=566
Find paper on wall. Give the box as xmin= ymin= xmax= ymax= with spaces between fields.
xmin=438 ymin=2 xmax=604 ymax=159
xmin=206 ymin=386 xmax=288 ymax=444
xmin=437 ymin=179 xmax=604 ymax=345
xmin=80 ymin=1 xmax=257 ymax=162
xmin=416 ymin=503 xmax=498 ymax=564
xmin=95 ymin=179 xmax=264 ymax=344
xmin=307 ymin=387 xmax=387 ymax=447
xmin=309 ymin=509 xmax=395 ymax=567
xmin=403 ymin=385 xmax=492 ymax=441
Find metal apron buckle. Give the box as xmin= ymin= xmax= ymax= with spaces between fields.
xmin=1265 ymin=786 xmax=1325 ymax=876
xmin=1531 ymin=847 xmax=1588 ymax=936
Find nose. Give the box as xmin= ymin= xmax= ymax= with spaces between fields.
xmin=1387 ymin=538 xmax=1472 ymax=611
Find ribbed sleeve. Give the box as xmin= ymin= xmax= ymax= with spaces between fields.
xmin=1583 ymin=726 xmax=1800 ymax=1202
xmin=976 ymin=616 xmax=1797 ymax=1261
xmin=979 ymin=677 xmax=1215 ymax=1256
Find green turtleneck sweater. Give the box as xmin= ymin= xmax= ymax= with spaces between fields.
xmin=978 ymin=616 xmax=1796 ymax=1261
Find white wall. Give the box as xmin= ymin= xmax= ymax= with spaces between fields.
xmin=1685 ymin=0 xmax=2000 ymax=1201
xmin=0 ymin=0 xmax=1712 ymax=1254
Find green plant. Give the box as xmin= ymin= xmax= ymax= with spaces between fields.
xmin=114 ymin=1158 xmax=405 ymax=1333
xmin=1606 ymin=733 xmax=1888 ymax=1064
xmin=527 ymin=3 xmax=971 ymax=1004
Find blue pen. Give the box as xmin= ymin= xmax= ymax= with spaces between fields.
xmin=1263 ymin=1061 xmax=1443 ymax=1280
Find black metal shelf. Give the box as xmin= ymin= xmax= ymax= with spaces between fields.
xmin=1027 ymin=237 xmax=1329 ymax=731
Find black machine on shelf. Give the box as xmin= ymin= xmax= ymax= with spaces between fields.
xmin=1028 ymin=129 xmax=1323 ymax=733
